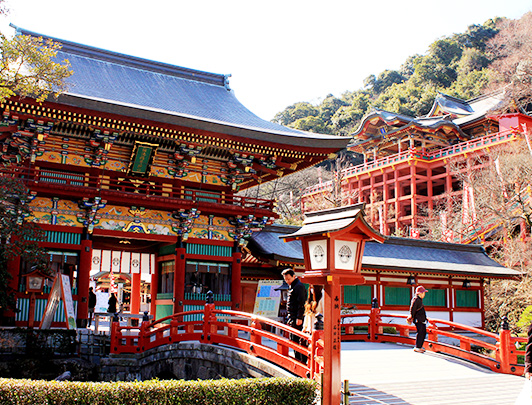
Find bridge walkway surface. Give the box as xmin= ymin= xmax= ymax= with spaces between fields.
xmin=341 ymin=342 xmax=524 ymax=405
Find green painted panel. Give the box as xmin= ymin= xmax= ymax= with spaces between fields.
xmin=344 ymin=285 xmax=372 ymax=305
xmin=424 ymin=289 xmax=446 ymax=307
xmin=456 ymin=290 xmax=479 ymax=308
xmin=159 ymin=244 xmax=176 ymax=256
xmin=156 ymin=304 xmax=174 ymax=322
xmin=384 ymin=286 xmax=411 ymax=306
xmin=186 ymin=243 xmax=232 ymax=257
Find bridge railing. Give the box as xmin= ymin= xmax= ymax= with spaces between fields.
xmin=110 ymin=301 xmax=324 ymax=379
xmin=341 ymin=307 xmax=526 ymax=376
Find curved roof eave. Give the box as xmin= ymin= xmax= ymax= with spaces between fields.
xmin=351 ymin=110 xmax=415 ymax=137
xmin=387 ymin=119 xmax=468 ymax=139
xmin=15 ymin=26 xmax=350 ymax=151
xmin=56 ymin=93 xmax=350 ymax=150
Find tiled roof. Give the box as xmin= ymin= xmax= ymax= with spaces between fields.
xmin=248 ymin=227 xmax=519 ymax=278
xmin=14 ymin=27 xmax=349 ymax=150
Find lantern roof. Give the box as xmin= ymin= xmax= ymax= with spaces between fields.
xmin=281 ymin=204 xmax=384 ymax=242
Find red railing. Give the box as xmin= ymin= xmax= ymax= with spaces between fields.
xmin=110 ymin=302 xmax=525 ymax=379
xmin=303 ymin=128 xmax=520 ymax=196
xmin=110 ymin=302 xmax=324 ymax=379
xmin=341 ymin=307 xmax=526 ymax=376
xmin=0 ymin=164 xmax=274 ymax=211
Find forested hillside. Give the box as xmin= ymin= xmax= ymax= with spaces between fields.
xmin=271 ymin=13 xmax=532 ymax=136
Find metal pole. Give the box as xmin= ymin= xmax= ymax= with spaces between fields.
xmin=342 ymin=380 xmax=350 ymax=404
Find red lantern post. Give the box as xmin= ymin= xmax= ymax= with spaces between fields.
xmin=282 ymin=204 xmax=384 ymax=405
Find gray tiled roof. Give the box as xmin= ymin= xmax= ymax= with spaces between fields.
xmin=249 ymin=227 xmax=519 ymax=278
xmin=15 ymin=27 xmax=350 ymax=150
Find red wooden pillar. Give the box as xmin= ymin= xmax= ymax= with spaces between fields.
xmin=77 ymin=239 xmax=92 ymax=327
xmin=174 ymin=246 xmax=186 ymax=314
xmin=410 ymin=164 xmax=417 ymax=229
xmin=130 ymin=273 xmax=141 ymax=314
xmin=150 ymin=268 xmax=158 ymax=318
xmin=231 ymin=249 xmax=242 ymax=310
xmin=323 ymin=278 xmax=342 ymax=405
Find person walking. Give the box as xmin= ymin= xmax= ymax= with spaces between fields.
xmin=409 ymin=285 xmax=428 ymax=353
xmin=302 ymin=285 xmax=323 ymax=334
xmin=282 ymin=268 xmax=307 ymax=363
xmin=88 ymin=287 xmax=97 ymax=327
xmin=107 ymin=292 xmax=118 ymax=314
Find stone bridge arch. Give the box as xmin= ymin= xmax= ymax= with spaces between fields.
xmin=100 ymin=342 xmax=295 ymax=381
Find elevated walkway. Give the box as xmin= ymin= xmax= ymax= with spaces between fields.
xmin=342 ymin=341 xmax=524 ymax=405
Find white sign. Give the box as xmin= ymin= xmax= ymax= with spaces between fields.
xmin=308 ymin=239 xmax=328 ymax=270
xmin=253 ymin=280 xmax=284 ymax=318
xmin=334 ymin=240 xmax=358 ymax=270
xmin=40 ymin=274 xmax=77 ymax=329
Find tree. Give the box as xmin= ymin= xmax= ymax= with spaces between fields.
xmin=487 ymin=12 xmax=532 ymax=112
xmin=0 ymin=177 xmax=48 ymax=313
xmin=418 ymin=139 xmax=532 ymax=331
xmin=0 ymin=4 xmax=72 ymax=103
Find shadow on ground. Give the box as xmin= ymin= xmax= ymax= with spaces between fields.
xmin=349 ymin=383 xmax=411 ymax=405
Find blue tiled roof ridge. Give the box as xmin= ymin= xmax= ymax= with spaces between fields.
xmin=380 ymin=236 xmax=490 ymax=254
xmin=12 ymin=25 xmax=227 ymax=88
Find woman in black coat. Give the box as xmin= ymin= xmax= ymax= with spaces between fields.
xmin=409 ymin=285 xmax=428 ymax=353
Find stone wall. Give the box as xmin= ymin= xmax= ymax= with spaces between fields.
xmin=100 ymin=342 xmax=294 ymax=381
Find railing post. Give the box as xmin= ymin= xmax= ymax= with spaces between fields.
xmin=138 ymin=318 xmax=149 ymax=352
xmin=202 ymin=291 xmax=215 ymax=344
xmin=250 ymin=317 xmax=262 ymax=346
xmin=498 ymin=316 xmax=512 ymax=374
xmin=369 ymin=298 xmax=380 ymax=341
xmin=310 ymin=314 xmax=324 ymax=379
xmin=110 ymin=320 xmax=121 ymax=354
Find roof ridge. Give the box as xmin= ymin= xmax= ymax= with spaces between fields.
xmin=12 ymin=25 xmax=229 ymax=88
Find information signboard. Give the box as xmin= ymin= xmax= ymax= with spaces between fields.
xmin=253 ymin=279 xmax=284 ymax=318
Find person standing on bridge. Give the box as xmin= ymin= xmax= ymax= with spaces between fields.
xmin=303 ymin=285 xmax=323 ymax=333
xmin=410 ymin=285 xmax=428 ymax=353
xmin=282 ymin=268 xmax=307 ymax=363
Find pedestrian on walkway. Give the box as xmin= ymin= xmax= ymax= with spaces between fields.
xmin=302 ymin=285 xmax=323 ymax=333
xmin=410 ymin=285 xmax=428 ymax=353
xmin=282 ymin=268 xmax=307 ymax=363
xmin=107 ymin=292 xmax=118 ymax=314
xmin=88 ymin=287 xmax=97 ymax=327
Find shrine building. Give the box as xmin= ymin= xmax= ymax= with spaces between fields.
xmin=2 ymin=28 xmax=349 ymax=327
xmin=301 ymin=92 xmax=532 ymax=243
xmin=245 ymin=223 xmax=520 ymax=328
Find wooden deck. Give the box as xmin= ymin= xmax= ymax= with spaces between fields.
xmin=341 ymin=342 xmax=524 ymax=405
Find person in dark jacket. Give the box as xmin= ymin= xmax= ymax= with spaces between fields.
xmin=525 ymin=323 xmax=532 ymax=379
xmin=282 ymin=268 xmax=308 ymax=363
xmin=88 ymin=287 xmax=97 ymax=327
xmin=409 ymin=285 xmax=428 ymax=353
xmin=107 ymin=292 xmax=118 ymax=314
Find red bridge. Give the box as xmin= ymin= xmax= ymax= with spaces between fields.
xmin=110 ymin=300 xmax=526 ymax=380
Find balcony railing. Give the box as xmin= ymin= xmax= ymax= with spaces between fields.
xmin=0 ymin=164 xmax=275 ymax=211
xmin=303 ymin=128 xmax=519 ymax=196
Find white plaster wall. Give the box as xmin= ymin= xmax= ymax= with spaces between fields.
xmin=453 ymin=312 xmax=482 ymax=327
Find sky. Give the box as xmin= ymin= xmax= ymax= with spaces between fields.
xmin=3 ymin=0 xmax=532 ymax=121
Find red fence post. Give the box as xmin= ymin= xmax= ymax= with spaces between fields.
xmin=310 ymin=314 xmax=324 ymax=380
xmin=250 ymin=317 xmax=262 ymax=346
xmin=202 ymin=291 xmax=216 ymax=344
xmin=110 ymin=320 xmax=121 ymax=354
xmin=369 ymin=298 xmax=380 ymax=341
xmin=498 ymin=316 xmax=512 ymax=374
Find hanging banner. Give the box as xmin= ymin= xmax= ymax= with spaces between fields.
xmin=40 ymin=274 xmax=77 ymax=329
